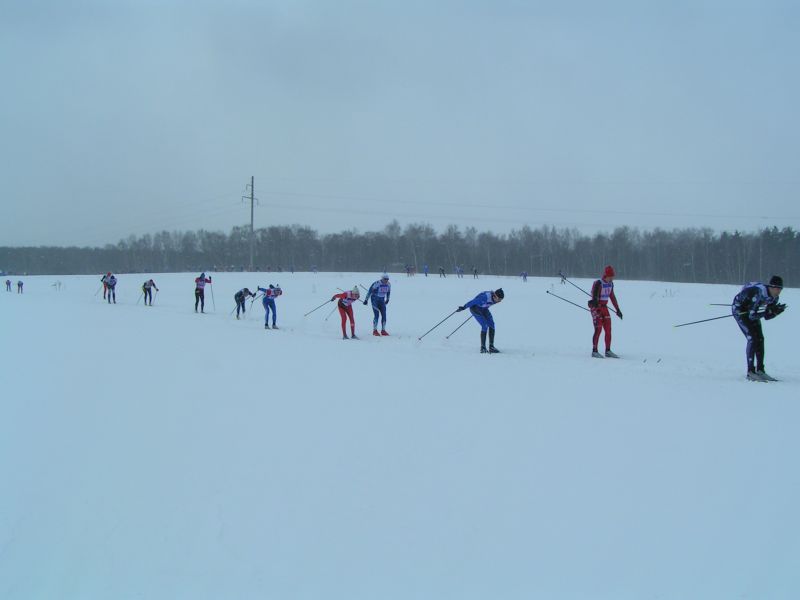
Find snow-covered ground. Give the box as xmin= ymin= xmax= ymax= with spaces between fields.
xmin=1 ymin=271 xmax=797 ymax=599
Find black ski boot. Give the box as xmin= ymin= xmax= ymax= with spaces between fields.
xmin=488 ymin=328 xmax=499 ymax=353
xmin=480 ymin=330 xmax=488 ymax=354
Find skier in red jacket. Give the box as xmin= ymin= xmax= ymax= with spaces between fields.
xmin=331 ymin=286 xmax=360 ymax=339
xmin=589 ymin=265 xmax=623 ymax=358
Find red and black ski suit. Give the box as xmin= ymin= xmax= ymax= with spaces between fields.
xmin=589 ymin=277 xmax=621 ymax=352
xmin=332 ymin=291 xmax=359 ymax=337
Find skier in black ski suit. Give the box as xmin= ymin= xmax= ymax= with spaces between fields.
xmin=732 ymin=275 xmax=786 ymax=382
xmin=234 ymin=288 xmax=256 ymax=319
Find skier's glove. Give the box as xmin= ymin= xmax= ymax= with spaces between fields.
xmin=457 ymin=306 xmax=466 ymax=312
xmin=773 ymin=303 xmax=786 ymax=315
xmin=330 ymin=297 xmax=336 ymax=302
xmin=617 ymin=310 xmax=623 ymax=319
xmin=363 ymin=300 xmax=368 ymax=305
xmin=588 ymin=300 xmax=598 ymax=308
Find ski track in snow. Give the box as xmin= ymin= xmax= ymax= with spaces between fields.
xmin=1 ymin=272 xmax=798 ymax=600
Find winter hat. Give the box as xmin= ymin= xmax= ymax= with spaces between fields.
xmin=494 ymin=288 xmax=505 ymax=299
xmin=381 ymin=273 xmax=389 ymax=280
xmin=604 ymin=265 xmax=616 ymax=278
xmin=352 ymin=286 xmax=360 ymax=294
xmin=769 ymin=275 xmax=784 ymax=289
xmin=200 ymin=272 xmax=205 ymax=278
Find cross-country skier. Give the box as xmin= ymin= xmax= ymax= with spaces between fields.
xmin=101 ymin=272 xmax=111 ymax=299
xmin=456 ymin=288 xmax=504 ymax=353
xmin=105 ymin=274 xmax=117 ymax=303
xmin=257 ymin=284 xmax=283 ymax=329
xmin=589 ymin=265 xmax=622 ymax=358
xmin=234 ymin=288 xmax=256 ymax=319
xmin=520 ymin=271 xmax=528 ymax=282
xmin=732 ymin=275 xmax=786 ymax=382
xmin=438 ymin=266 xmax=446 ymax=278
xmin=423 ymin=264 xmax=429 ymax=277
xmin=16 ymin=280 xmax=23 ymax=294
xmin=142 ymin=279 xmax=159 ymax=306
xmin=363 ymin=273 xmax=391 ymax=336
xmin=5 ymin=279 xmax=11 ymax=292
xmin=331 ymin=286 xmax=360 ymax=339
xmin=195 ymin=273 xmax=212 ymax=313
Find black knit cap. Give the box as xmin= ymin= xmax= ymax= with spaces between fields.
xmin=494 ymin=288 xmax=505 ymax=299
xmin=769 ymin=275 xmax=784 ymax=289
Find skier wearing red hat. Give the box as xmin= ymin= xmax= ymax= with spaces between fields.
xmin=589 ymin=265 xmax=622 ymax=358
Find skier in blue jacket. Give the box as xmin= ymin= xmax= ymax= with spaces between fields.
xmin=363 ymin=274 xmax=391 ymax=336
xmin=257 ymin=284 xmax=283 ymax=329
xmin=732 ymin=275 xmax=786 ymax=381
xmin=457 ymin=288 xmax=504 ymax=353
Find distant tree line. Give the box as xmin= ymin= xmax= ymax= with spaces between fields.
xmin=1 ymin=221 xmax=797 ymax=285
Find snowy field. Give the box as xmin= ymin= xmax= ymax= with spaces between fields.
xmin=1 ymin=271 xmax=798 ymax=599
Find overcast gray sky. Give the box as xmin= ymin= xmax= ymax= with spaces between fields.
xmin=1 ymin=0 xmax=798 ymax=247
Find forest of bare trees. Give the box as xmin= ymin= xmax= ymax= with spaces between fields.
xmin=2 ymin=221 xmax=797 ymax=285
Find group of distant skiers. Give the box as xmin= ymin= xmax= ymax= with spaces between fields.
xmin=5 ymin=279 xmax=23 ymax=293
xmin=85 ymin=266 xmax=789 ymax=381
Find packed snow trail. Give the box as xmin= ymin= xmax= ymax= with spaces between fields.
xmin=1 ymin=272 xmax=797 ymax=599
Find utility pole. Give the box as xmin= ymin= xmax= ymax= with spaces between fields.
xmin=249 ymin=175 xmax=254 ymax=272
xmin=242 ymin=176 xmax=257 ymax=271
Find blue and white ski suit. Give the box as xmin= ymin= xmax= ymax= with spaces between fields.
xmin=258 ymin=286 xmax=282 ymax=326
xmin=365 ymin=280 xmax=391 ymax=330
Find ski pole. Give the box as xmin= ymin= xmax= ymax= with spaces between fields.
xmin=136 ymin=290 xmax=143 ymax=305
xmin=445 ymin=315 xmax=472 ymax=339
xmin=558 ymin=270 xmax=591 ymax=297
xmin=324 ymin=304 xmax=339 ymax=321
xmin=305 ymin=299 xmax=333 ymax=317
xmin=674 ymin=314 xmax=735 ymax=328
xmin=418 ymin=309 xmax=459 ymax=341
xmin=230 ymin=304 xmax=238 ymax=316
xmin=546 ymin=290 xmax=590 ymax=312
xmin=675 ymin=308 xmax=764 ymax=328
xmin=94 ymin=284 xmax=102 ymax=297
xmin=209 ymin=282 xmax=216 ymax=311
xmin=153 ymin=290 xmax=158 ymax=305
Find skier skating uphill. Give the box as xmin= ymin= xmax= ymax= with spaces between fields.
xmin=331 ymin=287 xmax=360 ymax=339
xmin=142 ymin=279 xmax=159 ymax=306
xmin=234 ymin=288 xmax=256 ymax=319
xmin=732 ymin=275 xmax=786 ymax=382
xmin=257 ymin=284 xmax=283 ymax=329
xmin=195 ymin=273 xmax=212 ymax=313
xmin=105 ymin=274 xmax=117 ymax=303
xmin=589 ymin=266 xmax=622 ymax=358
xmin=457 ymin=288 xmax=504 ymax=353
xmin=363 ymin=274 xmax=391 ymax=336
